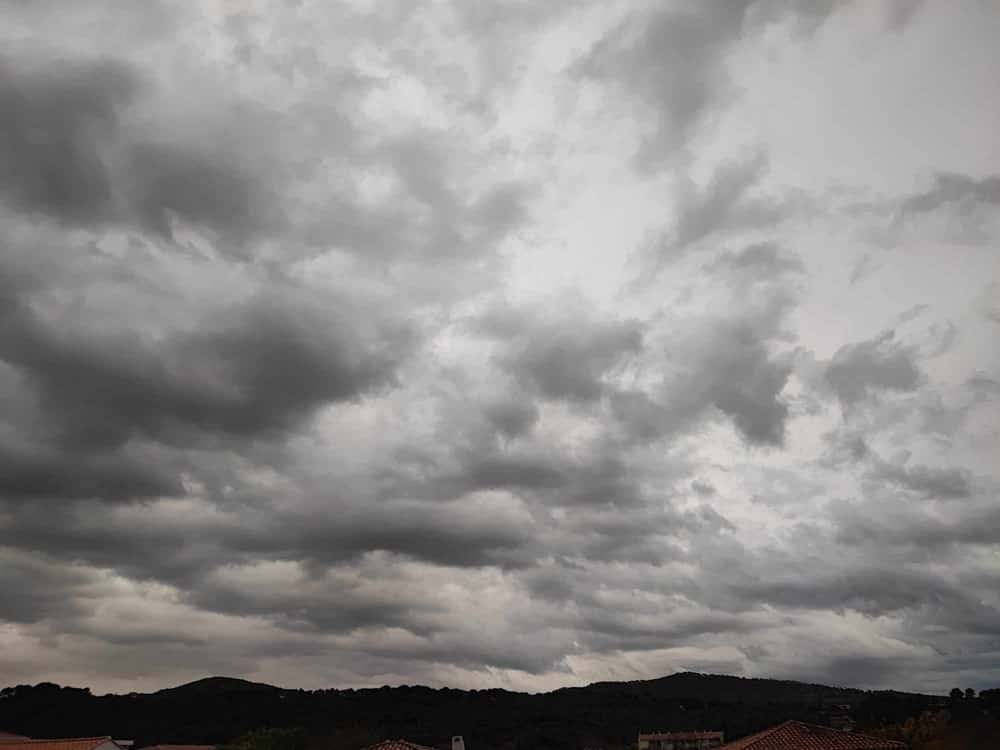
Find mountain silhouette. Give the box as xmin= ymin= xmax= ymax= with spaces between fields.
xmin=0 ymin=672 xmax=940 ymax=750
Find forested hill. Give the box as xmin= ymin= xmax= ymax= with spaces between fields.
xmin=0 ymin=672 xmax=942 ymax=750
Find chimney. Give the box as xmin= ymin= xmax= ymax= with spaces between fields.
xmin=452 ymin=736 xmax=466 ymax=750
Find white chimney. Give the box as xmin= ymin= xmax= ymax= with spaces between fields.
xmin=452 ymin=736 xmax=466 ymax=750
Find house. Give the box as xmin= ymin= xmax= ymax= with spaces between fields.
xmin=638 ymin=730 xmax=724 ymax=750
xmin=718 ymin=720 xmax=906 ymax=749
xmin=0 ymin=738 xmax=128 ymax=750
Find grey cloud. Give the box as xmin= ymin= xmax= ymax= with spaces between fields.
xmin=384 ymin=441 xmax=646 ymax=510
xmin=0 ymin=54 xmax=278 ymax=240
xmin=820 ymin=656 xmax=903 ymax=691
xmin=900 ymin=172 xmax=1000 ymax=215
xmin=218 ymin=497 xmax=537 ymax=570
xmin=301 ymin=133 xmax=532 ymax=269
xmin=691 ymin=480 xmax=716 ymax=496
xmin=0 ymin=492 xmax=538 ymax=592
xmin=712 ymin=349 xmax=793 ymax=446
xmin=187 ymin=570 xmax=440 ymax=637
xmin=0 ymin=435 xmax=180 ymax=502
xmin=894 ymin=303 xmax=930 ymax=326
xmin=824 ymin=330 xmax=923 ymax=407
xmin=578 ymin=1 xmax=753 ymax=162
xmin=358 ymin=628 xmax=572 ymax=675
xmin=0 ymin=283 xmax=410 ymax=450
xmin=833 ymin=498 xmax=1000 ymax=550
xmin=1 ymin=0 xmax=997 ymax=697
xmin=707 ymin=242 xmax=805 ymax=283
xmin=881 ymin=171 xmax=1000 ymax=245
xmin=652 ymin=152 xmax=790 ymax=265
xmin=848 ymin=253 xmax=877 ymax=285
xmin=0 ymin=549 xmax=97 ymax=624
xmin=868 ymin=458 xmax=972 ymax=500
xmin=729 ymin=566 xmax=968 ymax=618
xmin=484 ymin=304 xmax=643 ymax=403
xmin=127 ymin=138 xmax=279 ymax=242
xmin=578 ymin=1 xmax=850 ymax=165
xmin=483 ymin=398 xmax=539 ymax=439
xmin=612 ymin=312 xmax=795 ymax=446
xmin=0 ymin=55 xmax=140 ymax=222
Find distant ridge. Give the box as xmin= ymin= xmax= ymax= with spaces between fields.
xmin=154 ymin=676 xmax=281 ymax=695
xmin=0 ymin=671 xmax=943 ymax=750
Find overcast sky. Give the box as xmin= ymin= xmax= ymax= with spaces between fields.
xmin=1 ymin=0 xmax=999 ymax=696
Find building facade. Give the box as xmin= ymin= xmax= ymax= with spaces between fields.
xmin=638 ymin=731 xmax=724 ymax=750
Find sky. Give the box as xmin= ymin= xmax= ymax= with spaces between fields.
xmin=1 ymin=0 xmax=999 ymax=697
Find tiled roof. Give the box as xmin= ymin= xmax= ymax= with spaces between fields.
xmin=361 ymin=741 xmax=440 ymax=750
xmin=719 ymin=721 xmax=905 ymax=750
xmin=0 ymin=738 xmax=117 ymax=750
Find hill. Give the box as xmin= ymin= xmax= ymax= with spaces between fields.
xmin=0 ymin=672 xmax=943 ymax=750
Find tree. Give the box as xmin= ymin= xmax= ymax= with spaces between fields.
xmin=223 ymin=728 xmax=307 ymax=750
xmin=949 ymin=688 xmax=964 ymax=702
xmin=964 ymin=688 xmax=976 ymax=700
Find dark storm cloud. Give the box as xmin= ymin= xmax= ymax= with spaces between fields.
xmin=0 ymin=283 xmax=410 ymax=450
xmin=127 ymin=138 xmax=279 ymax=242
xmin=259 ymin=502 xmax=536 ymax=570
xmin=0 ymin=55 xmax=140 ymax=221
xmin=823 ymin=330 xmax=923 ymax=406
xmin=614 ymin=244 xmax=804 ymax=445
xmin=0 ymin=437 xmax=180 ymax=502
xmin=186 ymin=569 xmax=441 ymax=637
xmin=612 ymin=315 xmax=795 ymax=446
xmin=0 ymin=491 xmax=536 ymax=589
xmin=0 ymin=54 xmax=277 ymax=240
xmin=0 ymin=549 xmax=96 ymax=624
xmin=381 ymin=440 xmax=646 ymax=510
xmin=1 ymin=0 xmax=996 ymax=697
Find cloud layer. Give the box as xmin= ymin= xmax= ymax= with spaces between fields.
xmin=1 ymin=0 xmax=998 ymax=696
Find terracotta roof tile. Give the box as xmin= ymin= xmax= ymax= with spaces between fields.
xmin=0 ymin=738 xmax=117 ymax=750
xmin=719 ymin=721 xmax=905 ymax=750
xmin=361 ymin=740 xmax=440 ymax=750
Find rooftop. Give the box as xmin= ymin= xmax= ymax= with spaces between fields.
xmin=0 ymin=738 xmax=119 ymax=750
xmin=361 ymin=741 xmax=440 ymax=750
xmin=719 ymin=721 xmax=905 ymax=750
